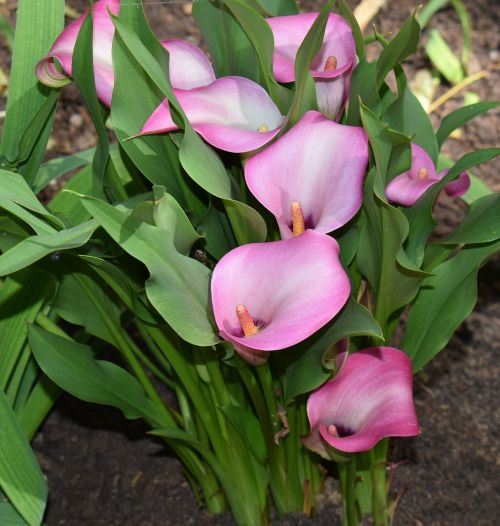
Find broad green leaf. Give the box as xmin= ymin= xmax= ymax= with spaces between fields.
xmin=450 ymin=0 xmax=472 ymax=66
xmin=442 ymin=194 xmax=500 ymax=245
xmin=256 ymin=0 xmax=299 ymax=15
xmin=0 ymin=268 xmax=55 ymax=390
xmin=0 ymin=0 xmax=64 ymax=185
xmin=0 ymin=390 xmax=47 ymax=526
xmin=346 ymin=58 xmax=380 ymax=125
xmin=0 ymin=169 xmax=63 ymax=233
xmin=417 ymin=0 xmax=448 ymax=27
xmin=33 ymin=147 xmax=95 ymax=193
xmin=282 ymin=300 xmax=382 ymax=401
xmin=52 ymin=264 xmax=121 ymax=346
xmin=192 ymin=0 xmax=259 ymax=80
xmin=403 ymin=240 xmax=500 ymax=371
xmin=376 ymin=13 xmax=420 ymax=90
xmin=29 ymin=326 xmax=168 ymax=425
xmin=0 ymin=501 xmax=28 ymax=526
xmin=152 ymin=187 xmax=201 ymax=256
xmin=425 ymin=29 xmax=463 ymax=84
xmin=0 ymin=221 xmax=97 ymax=277
xmin=81 ymin=197 xmax=219 ymax=346
xmin=461 ymin=174 xmax=493 ymax=205
xmin=404 ymin=148 xmax=500 ymax=265
xmin=436 ymin=101 xmax=500 ymax=149
xmin=383 ymin=85 xmax=439 ymax=163
xmin=287 ymin=1 xmax=334 ymax=125
xmin=198 ymin=200 xmax=238 ymax=259
xmin=220 ymin=405 xmax=267 ymax=463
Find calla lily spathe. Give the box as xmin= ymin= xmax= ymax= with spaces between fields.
xmin=35 ymin=0 xmax=215 ymax=107
xmin=303 ymin=347 xmax=420 ymax=455
xmin=244 ymin=111 xmax=369 ymax=239
xmin=210 ymin=230 xmax=350 ymax=365
xmin=140 ymin=76 xmax=285 ymax=153
xmin=267 ymin=13 xmax=356 ymax=120
xmin=385 ymin=143 xmax=470 ymax=206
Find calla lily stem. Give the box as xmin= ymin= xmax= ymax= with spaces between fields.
xmin=339 ymin=458 xmax=358 ymax=526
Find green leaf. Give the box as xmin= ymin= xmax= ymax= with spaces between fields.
xmin=33 ymin=148 xmax=95 ymax=193
xmin=338 ymin=0 xmax=364 ymax=57
xmin=221 ymin=0 xmax=292 ymax=111
xmin=29 ymin=326 xmax=167 ymax=425
xmin=442 ymin=194 xmax=500 ymax=245
xmin=0 ymin=268 xmax=55 ymax=391
xmin=0 ymin=390 xmax=47 ymax=526
xmin=436 ymin=101 xmax=500 ymax=149
xmin=0 ymin=221 xmax=97 ymax=277
xmin=417 ymin=0 xmax=448 ymax=28
xmin=0 ymin=501 xmax=29 ymax=526
xmin=256 ymin=0 xmax=299 ymax=15
xmin=0 ymin=0 xmax=64 ymax=184
xmin=192 ymin=0 xmax=259 ymax=80
xmin=220 ymin=405 xmax=267 ymax=463
xmin=425 ymin=29 xmax=463 ymax=84
xmin=376 ymin=13 xmax=420 ymax=90
xmin=403 ymin=240 xmax=500 ymax=371
xmin=282 ymin=300 xmax=382 ymax=401
xmin=81 ymin=197 xmax=219 ymax=346
xmin=383 ymin=85 xmax=439 ymax=163
xmin=346 ymin=58 xmax=380 ymax=125
xmin=0 ymin=169 xmax=64 ymax=233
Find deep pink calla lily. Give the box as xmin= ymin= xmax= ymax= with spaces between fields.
xmin=140 ymin=76 xmax=285 ymax=153
xmin=267 ymin=13 xmax=356 ymax=120
xmin=35 ymin=1 xmax=215 ymax=107
xmin=303 ymin=347 xmax=420 ymax=456
xmin=210 ymin=230 xmax=350 ymax=365
xmin=385 ymin=144 xmax=470 ymax=206
xmin=244 ymin=111 xmax=369 ymax=239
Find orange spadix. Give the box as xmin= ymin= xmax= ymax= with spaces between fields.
xmin=291 ymin=201 xmax=305 ymax=237
xmin=418 ymin=167 xmax=428 ymax=181
xmin=324 ymin=56 xmax=337 ymax=71
xmin=327 ymin=424 xmax=339 ymax=437
xmin=257 ymin=124 xmax=269 ymax=132
xmin=236 ymin=304 xmax=258 ymax=337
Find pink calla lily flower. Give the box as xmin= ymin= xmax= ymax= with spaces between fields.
xmin=303 ymin=347 xmax=420 ymax=456
xmin=210 ymin=230 xmax=350 ymax=365
xmin=385 ymin=144 xmax=470 ymax=206
xmin=35 ymin=0 xmax=215 ymax=107
xmin=267 ymin=13 xmax=356 ymax=120
xmin=140 ymin=76 xmax=285 ymax=153
xmin=244 ymin=111 xmax=369 ymax=239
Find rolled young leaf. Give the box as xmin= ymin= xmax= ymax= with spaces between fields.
xmin=303 ymin=347 xmax=419 ymax=455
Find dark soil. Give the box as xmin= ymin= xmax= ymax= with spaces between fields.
xmin=1 ymin=0 xmax=499 ymax=524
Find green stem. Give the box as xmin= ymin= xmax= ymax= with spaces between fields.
xmin=370 ymin=439 xmax=389 ymax=526
xmin=339 ymin=459 xmax=358 ymax=526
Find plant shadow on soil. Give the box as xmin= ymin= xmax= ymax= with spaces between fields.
xmin=1 ymin=0 xmax=498 ymax=523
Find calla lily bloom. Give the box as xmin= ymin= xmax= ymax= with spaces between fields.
xmin=303 ymin=347 xmax=419 ymax=456
xmin=35 ymin=0 xmax=215 ymax=107
xmin=244 ymin=111 xmax=369 ymax=239
xmin=140 ymin=76 xmax=285 ymax=153
xmin=210 ymin=230 xmax=350 ymax=365
xmin=267 ymin=13 xmax=356 ymax=120
xmin=385 ymin=143 xmax=470 ymax=206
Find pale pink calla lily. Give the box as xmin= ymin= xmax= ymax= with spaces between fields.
xmin=35 ymin=1 xmax=215 ymax=107
xmin=267 ymin=13 xmax=356 ymax=120
xmin=385 ymin=144 xmax=470 ymax=206
xmin=303 ymin=347 xmax=419 ymax=456
xmin=210 ymin=230 xmax=350 ymax=365
xmin=244 ymin=111 xmax=369 ymax=239
xmin=140 ymin=76 xmax=285 ymax=153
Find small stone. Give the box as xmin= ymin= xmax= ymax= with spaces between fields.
xmin=69 ymin=113 xmax=83 ymax=128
